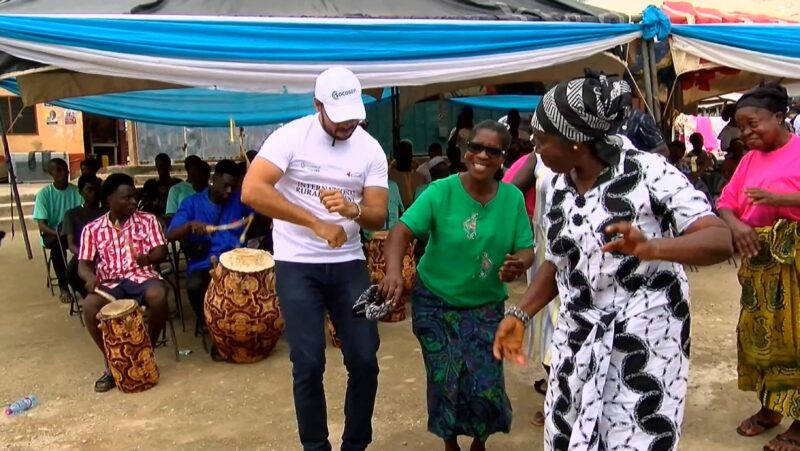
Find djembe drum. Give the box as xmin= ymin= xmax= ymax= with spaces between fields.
xmin=204 ymin=248 xmax=284 ymax=363
xmin=97 ymin=299 xmax=159 ymax=393
xmin=366 ymin=231 xmax=416 ymax=322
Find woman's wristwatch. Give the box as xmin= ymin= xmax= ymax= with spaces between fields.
xmin=504 ymin=305 xmax=531 ymax=326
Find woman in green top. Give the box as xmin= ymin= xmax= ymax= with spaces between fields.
xmin=380 ymin=120 xmax=534 ymax=451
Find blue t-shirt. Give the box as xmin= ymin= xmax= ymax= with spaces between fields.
xmin=167 ymin=189 xmax=253 ymax=274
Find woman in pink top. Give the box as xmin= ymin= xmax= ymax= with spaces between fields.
xmin=501 ymin=152 xmax=535 ymax=217
xmin=718 ymin=83 xmax=800 ymax=451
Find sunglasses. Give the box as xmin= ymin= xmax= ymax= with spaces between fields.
xmin=466 ymin=142 xmax=505 ymax=158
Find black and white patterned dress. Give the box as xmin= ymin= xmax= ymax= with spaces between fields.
xmin=542 ymin=148 xmax=713 ymax=451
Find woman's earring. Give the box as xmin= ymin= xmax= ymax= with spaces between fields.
xmin=572 ymin=144 xmax=579 ymax=151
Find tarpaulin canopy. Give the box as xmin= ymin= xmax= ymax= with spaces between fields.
xmin=0 ymin=79 xmax=387 ymax=127
xmin=0 ymin=0 xmax=636 ymax=107
xmin=449 ymin=95 xmax=541 ymax=112
xmin=0 ymin=15 xmax=640 ymax=101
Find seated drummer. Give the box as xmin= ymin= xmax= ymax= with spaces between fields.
xmin=78 ymin=173 xmax=169 ymax=393
xmin=166 ymin=160 xmax=253 ymax=327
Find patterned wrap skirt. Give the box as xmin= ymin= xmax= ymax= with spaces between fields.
xmin=411 ymin=281 xmax=512 ymax=441
xmin=737 ymin=220 xmax=800 ymax=418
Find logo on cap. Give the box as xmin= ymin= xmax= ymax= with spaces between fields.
xmin=331 ymin=88 xmax=357 ymax=100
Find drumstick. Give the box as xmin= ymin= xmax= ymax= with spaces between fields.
xmin=94 ymin=288 xmax=117 ymax=303
xmin=205 ymin=217 xmax=248 ymax=233
xmin=238 ymin=214 xmax=255 ymax=246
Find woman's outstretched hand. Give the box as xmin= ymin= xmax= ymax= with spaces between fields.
xmin=601 ymin=222 xmax=657 ymax=260
xmin=493 ymin=316 xmax=527 ymax=365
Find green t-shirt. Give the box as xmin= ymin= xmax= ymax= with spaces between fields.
xmin=166 ymin=181 xmax=197 ymax=215
xmin=401 ymin=174 xmax=533 ymax=308
xmin=32 ymin=183 xmax=83 ymax=230
xmin=415 ymin=183 xmax=429 ymax=200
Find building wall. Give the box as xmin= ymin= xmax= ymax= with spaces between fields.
xmin=0 ymin=88 xmax=85 ymax=155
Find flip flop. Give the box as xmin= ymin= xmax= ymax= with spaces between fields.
xmin=737 ymin=414 xmax=781 ymax=437
xmin=764 ymin=435 xmax=800 ymax=451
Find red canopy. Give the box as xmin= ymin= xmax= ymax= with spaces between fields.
xmin=662 ymin=1 xmax=793 ymax=24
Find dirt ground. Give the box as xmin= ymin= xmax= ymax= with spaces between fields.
xmin=0 ymin=231 xmax=776 ymax=450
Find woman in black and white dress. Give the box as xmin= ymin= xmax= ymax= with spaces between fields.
xmin=493 ymin=72 xmax=734 ymax=450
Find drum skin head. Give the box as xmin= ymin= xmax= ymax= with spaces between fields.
xmin=219 ymin=248 xmax=275 ymax=273
xmin=98 ymin=299 xmax=138 ymax=319
xmin=371 ymin=230 xmax=389 ymax=240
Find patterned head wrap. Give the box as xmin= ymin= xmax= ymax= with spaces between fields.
xmin=531 ymin=71 xmax=631 ymax=164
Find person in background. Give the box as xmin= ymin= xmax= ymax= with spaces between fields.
xmin=140 ymin=153 xmax=181 ymax=216
xmin=33 ymin=158 xmax=82 ymax=303
xmin=380 ymin=120 xmax=534 ymax=451
xmin=78 ymin=173 xmax=169 ymax=392
xmin=167 ymin=160 xmax=252 ymax=331
xmin=792 ymin=98 xmax=800 ymax=136
xmin=241 ymin=67 xmax=389 ymax=451
xmin=447 ymin=144 xmax=466 ymax=175
xmin=415 ymin=156 xmax=449 ymax=200
xmin=63 ymin=175 xmax=107 ymax=298
xmin=508 ymin=145 xmax=559 ymax=426
xmin=716 ymin=83 xmax=800 ymax=451
xmin=719 ymin=103 xmax=741 ymax=154
xmin=667 ymin=140 xmax=689 ymax=172
xmin=494 ymin=72 xmax=732 ymax=450
xmin=504 ymin=108 xmax=533 ymax=168
xmin=80 ymin=157 xmax=101 ymax=178
xmin=165 ymin=155 xmax=211 ymax=217
xmin=688 ymin=132 xmax=706 ymax=158
xmin=417 ymin=142 xmax=444 ymax=183
xmin=448 ymin=106 xmax=474 ymax=162
xmin=721 ymin=138 xmax=748 ymax=182
xmin=615 ymin=77 xmax=669 ymax=157
xmin=389 ymin=139 xmax=425 ymax=209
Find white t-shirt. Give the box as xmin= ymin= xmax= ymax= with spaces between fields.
xmin=256 ymin=114 xmax=388 ymax=263
xmin=793 ymin=115 xmax=800 ymax=136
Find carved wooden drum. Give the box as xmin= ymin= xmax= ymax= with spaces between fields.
xmin=97 ymin=299 xmax=159 ymax=393
xmin=204 ymin=248 xmax=284 ymax=363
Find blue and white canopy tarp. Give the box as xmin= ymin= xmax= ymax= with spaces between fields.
xmin=0 ymin=15 xmax=641 ymax=103
xmin=0 ymin=16 xmax=641 ymax=93
xmin=449 ymin=95 xmax=542 ymax=112
xmin=671 ymin=24 xmax=800 ymax=79
xmin=0 ymin=78 xmax=387 ymax=127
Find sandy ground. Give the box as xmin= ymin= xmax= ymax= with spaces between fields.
xmin=0 ymin=231 xmax=778 ymax=450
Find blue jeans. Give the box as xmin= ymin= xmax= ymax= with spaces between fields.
xmin=275 ymin=260 xmax=380 ymax=451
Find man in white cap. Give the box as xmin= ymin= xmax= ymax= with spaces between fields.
xmin=242 ymin=67 xmax=388 ymax=451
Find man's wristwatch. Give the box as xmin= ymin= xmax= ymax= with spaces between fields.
xmin=504 ymin=305 xmax=532 ymax=326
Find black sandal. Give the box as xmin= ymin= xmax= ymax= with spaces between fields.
xmin=534 ymin=378 xmax=548 ymax=395
xmin=94 ymin=371 xmax=116 ymax=393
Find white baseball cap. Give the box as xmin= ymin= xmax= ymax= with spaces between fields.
xmin=314 ymin=67 xmax=366 ymax=123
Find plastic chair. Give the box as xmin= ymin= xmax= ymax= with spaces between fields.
xmin=41 ymin=241 xmax=57 ymax=297
xmin=55 ymin=223 xmax=83 ymax=326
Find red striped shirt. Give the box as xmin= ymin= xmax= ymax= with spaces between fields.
xmin=78 ymin=211 xmax=166 ymax=286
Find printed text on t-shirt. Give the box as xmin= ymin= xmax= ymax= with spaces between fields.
xmin=295 ymin=182 xmax=358 ymax=202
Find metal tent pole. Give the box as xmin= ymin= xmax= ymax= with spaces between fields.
xmin=0 ymin=113 xmax=32 ymax=259
xmin=640 ymin=41 xmax=657 ymax=119
xmin=391 ymin=87 xmax=400 ymax=153
xmin=647 ymin=40 xmax=662 ymax=125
